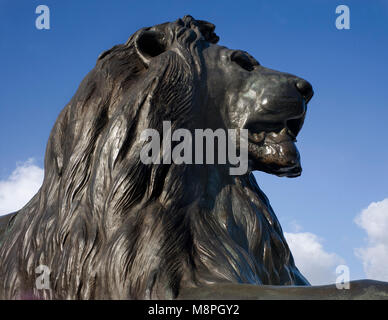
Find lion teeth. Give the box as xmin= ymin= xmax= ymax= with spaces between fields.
xmin=250 ymin=132 xmax=265 ymax=143
xmin=279 ymin=128 xmax=288 ymax=135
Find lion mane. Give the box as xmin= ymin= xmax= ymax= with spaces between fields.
xmin=0 ymin=15 xmax=308 ymax=300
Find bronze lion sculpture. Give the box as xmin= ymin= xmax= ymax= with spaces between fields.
xmin=1 ymin=15 xmax=387 ymax=300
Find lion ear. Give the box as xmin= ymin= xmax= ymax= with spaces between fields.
xmin=134 ymin=29 xmax=167 ymax=66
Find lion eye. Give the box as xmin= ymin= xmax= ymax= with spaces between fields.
xmin=231 ymin=51 xmax=258 ymax=72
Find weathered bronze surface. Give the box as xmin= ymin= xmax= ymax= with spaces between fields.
xmin=0 ymin=15 xmax=386 ymax=299
xmin=179 ymin=280 xmax=388 ymax=300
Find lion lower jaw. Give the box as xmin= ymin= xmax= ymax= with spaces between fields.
xmin=248 ymin=136 xmax=301 ymax=177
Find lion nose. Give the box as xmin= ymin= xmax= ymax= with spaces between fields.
xmin=295 ymin=79 xmax=314 ymax=103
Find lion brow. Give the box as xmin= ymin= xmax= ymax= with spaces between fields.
xmin=178 ymin=15 xmax=220 ymax=44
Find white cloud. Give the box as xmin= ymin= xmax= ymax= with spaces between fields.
xmin=288 ymin=220 xmax=303 ymax=233
xmin=0 ymin=159 xmax=44 ymax=216
xmin=285 ymin=231 xmax=345 ymax=285
xmin=355 ymin=198 xmax=388 ymax=281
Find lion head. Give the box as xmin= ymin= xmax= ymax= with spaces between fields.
xmin=202 ymin=43 xmax=313 ymax=177
xmin=0 ymin=15 xmax=312 ymax=300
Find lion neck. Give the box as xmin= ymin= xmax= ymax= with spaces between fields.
xmin=128 ymin=165 xmax=301 ymax=298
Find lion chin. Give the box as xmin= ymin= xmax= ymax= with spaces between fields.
xmin=0 ymin=15 xmax=314 ymax=300
xmin=248 ymin=126 xmax=303 ymax=177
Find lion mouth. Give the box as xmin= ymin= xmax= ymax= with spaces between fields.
xmin=245 ymin=113 xmax=305 ymax=177
xmin=246 ymin=113 xmax=304 ymax=141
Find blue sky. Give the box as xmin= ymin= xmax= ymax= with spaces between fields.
xmin=1 ymin=0 xmax=388 ymax=284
